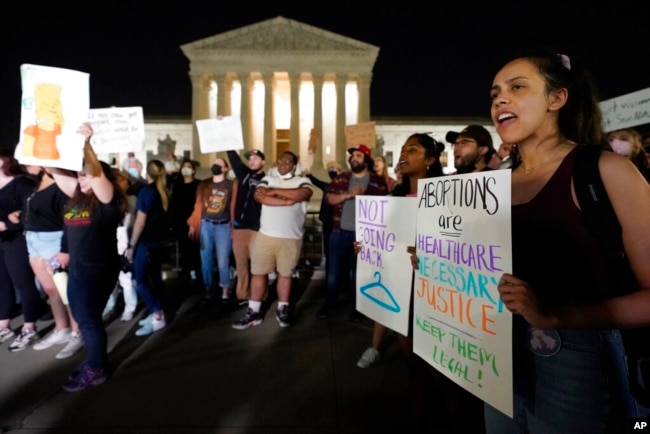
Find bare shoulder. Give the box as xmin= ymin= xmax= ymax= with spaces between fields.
xmin=599 ymin=150 xmax=648 ymax=193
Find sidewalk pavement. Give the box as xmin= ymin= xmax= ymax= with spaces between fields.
xmin=0 ymin=272 xmax=485 ymax=433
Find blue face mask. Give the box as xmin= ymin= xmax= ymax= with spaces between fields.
xmin=127 ymin=168 xmax=140 ymax=178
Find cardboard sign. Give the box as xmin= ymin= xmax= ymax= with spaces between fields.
xmin=345 ymin=121 xmax=376 ymax=149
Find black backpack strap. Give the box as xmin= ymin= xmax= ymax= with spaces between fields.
xmin=573 ymin=145 xmax=650 ymax=407
xmin=573 ymin=146 xmax=625 ymax=262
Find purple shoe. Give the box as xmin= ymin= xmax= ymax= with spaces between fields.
xmin=62 ymin=363 xmax=107 ymax=392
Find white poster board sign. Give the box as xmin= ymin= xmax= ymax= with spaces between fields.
xmin=15 ymin=64 xmax=89 ymax=171
xmin=600 ymin=87 xmax=650 ymax=132
xmin=355 ymin=196 xmax=416 ymax=336
xmin=413 ymin=170 xmax=513 ymax=417
xmin=87 ymin=107 xmax=145 ymax=154
xmin=196 ymin=117 xmax=244 ymax=153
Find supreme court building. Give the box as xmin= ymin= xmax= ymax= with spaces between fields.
xmin=135 ymin=17 xmax=499 ymax=177
xmin=180 ymin=16 xmax=379 ymax=170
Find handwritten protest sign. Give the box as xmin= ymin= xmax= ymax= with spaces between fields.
xmin=600 ymin=87 xmax=650 ymax=132
xmin=87 ymin=107 xmax=145 ymax=154
xmin=196 ymin=117 xmax=244 ymax=153
xmin=413 ymin=170 xmax=513 ymax=417
xmin=345 ymin=122 xmax=376 ymax=149
xmin=355 ymin=196 xmax=416 ymax=336
xmin=15 ymin=64 xmax=89 ymax=171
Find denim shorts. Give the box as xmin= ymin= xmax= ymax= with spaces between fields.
xmin=25 ymin=230 xmax=63 ymax=260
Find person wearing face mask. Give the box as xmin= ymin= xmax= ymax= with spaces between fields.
xmin=187 ymin=157 xmax=235 ymax=304
xmin=446 ymin=124 xmax=496 ymax=174
xmin=305 ymin=161 xmax=342 ymax=279
xmin=171 ymin=159 xmax=201 ymax=282
xmin=607 ymin=128 xmax=650 ymax=183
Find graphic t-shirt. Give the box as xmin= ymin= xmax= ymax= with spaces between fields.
xmin=202 ymin=179 xmax=233 ymax=222
xmin=64 ymin=196 xmax=121 ymax=263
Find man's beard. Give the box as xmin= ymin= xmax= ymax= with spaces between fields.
xmin=455 ymin=164 xmax=476 ymax=174
xmin=350 ymin=161 xmax=367 ymax=173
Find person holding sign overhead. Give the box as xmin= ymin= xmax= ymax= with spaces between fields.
xmin=487 ymin=48 xmax=650 ymax=432
xmin=49 ymin=123 xmax=128 ymax=391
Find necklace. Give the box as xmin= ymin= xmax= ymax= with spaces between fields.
xmin=517 ymin=141 xmax=567 ymax=173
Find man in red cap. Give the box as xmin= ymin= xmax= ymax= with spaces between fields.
xmin=316 ymin=144 xmax=388 ymax=321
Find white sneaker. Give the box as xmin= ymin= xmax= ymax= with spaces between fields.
xmin=56 ymin=332 xmax=84 ymax=359
xmin=357 ymin=347 xmax=381 ymax=369
xmin=135 ymin=314 xmax=166 ymax=336
xmin=138 ymin=313 xmax=153 ymax=326
xmin=120 ymin=311 xmax=134 ymax=322
xmin=33 ymin=327 xmax=71 ymax=350
xmin=0 ymin=328 xmax=15 ymax=343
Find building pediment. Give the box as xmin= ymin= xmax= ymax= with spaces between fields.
xmin=181 ymin=16 xmax=378 ymax=56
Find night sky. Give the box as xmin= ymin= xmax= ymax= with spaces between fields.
xmin=2 ymin=2 xmax=648 ymax=147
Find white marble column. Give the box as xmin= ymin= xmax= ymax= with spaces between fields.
xmin=262 ymin=72 xmax=275 ymax=163
xmin=215 ymin=73 xmax=232 ymax=117
xmin=190 ymin=73 xmax=212 ymax=167
xmin=357 ymin=73 xmax=372 ymax=123
xmin=335 ymin=73 xmax=348 ymax=166
xmin=239 ymin=71 xmax=253 ymax=150
xmin=289 ymin=72 xmax=301 ymax=156
xmin=312 ymin=74 xmax=325 ymax=171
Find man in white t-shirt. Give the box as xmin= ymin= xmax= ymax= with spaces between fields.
xmin=232 ymin=151 xmax=313 ymax=330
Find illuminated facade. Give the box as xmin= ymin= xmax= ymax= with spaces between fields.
xmin=180 ymin=16 xmax=379 ymax=171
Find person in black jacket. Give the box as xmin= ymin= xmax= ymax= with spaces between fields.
xmin=226 ymin=149 xmax=265 ymax=304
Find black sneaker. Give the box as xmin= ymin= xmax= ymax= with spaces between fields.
xmin=231 ymin=309 xmax=262 ymax=330
xmin=276 ymin=305 xmax=291 ymax=327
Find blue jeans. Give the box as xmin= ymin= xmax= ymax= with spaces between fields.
xmin=67 ymin=258 xmax=118 ymax=369
xmin=323 ymin=230 xmax=357 ymax=310
xmin=484 ymin=328 xmax=644 ymax=434
xmin=132 ymin=242 xmax=165 ymax=314
xmin=199 ymin=220 xmax=232 ymax=290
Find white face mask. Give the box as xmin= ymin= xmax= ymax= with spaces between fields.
xmin=181 ymin=167 xmax=193 ymax=177
xmin=127 ymin=168 xmax=140 ymax=178
xmin=164 ymin=161 xmax=177 ymax=172
xmin=610 ymin=139 xmax=633 ymax=156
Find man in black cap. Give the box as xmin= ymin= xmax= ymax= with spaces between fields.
xmin=446 ymin=125 xmax=496 ymax=173
xmin=226 ymin=148 xmax=266 ymax=304
xmin=316 ymin=144 xmax=388 ymax=321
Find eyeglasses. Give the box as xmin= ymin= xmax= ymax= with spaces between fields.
xmin=277 ymin=158 xmax=294 ymax=165
xmin=453 ymin=139 xmax=477 ymax=148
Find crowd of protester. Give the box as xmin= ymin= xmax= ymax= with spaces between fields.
xmin=2 ymin=47 xmax=650 ymax=433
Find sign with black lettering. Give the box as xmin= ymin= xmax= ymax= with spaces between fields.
xmin=413 ymin=170 xmax=513 ymax=417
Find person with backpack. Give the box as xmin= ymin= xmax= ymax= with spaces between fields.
xmin=487 ymin=48 xmax=650 ymax=433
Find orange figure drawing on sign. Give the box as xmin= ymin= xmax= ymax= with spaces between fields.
xmin=22 ymin=83 xmax=64 ymax=159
